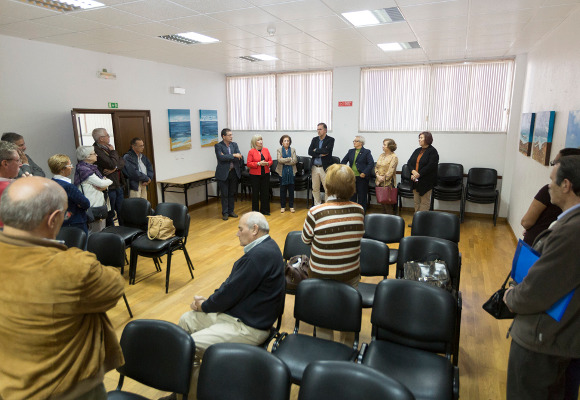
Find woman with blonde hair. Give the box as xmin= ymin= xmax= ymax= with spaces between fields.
xmin=247 ymin=134 xmax=273 ymax=215
xmin=49 ymin=154 xmax=90 ymax=236
xmin=301 ymin=163 xmax=365 ymax=344
xmin=375 ymin=138 xmax=399 ymax=214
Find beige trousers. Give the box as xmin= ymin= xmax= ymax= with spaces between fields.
xmin=311 ymin=165 xmax=327 ymax=206
xmin=177 ymin=311 xmax=269 ymax=400
xmin=413 ymin=189 xmax=432 ymax=212
xmin=129 ymin=184 xmax=147 ymax=199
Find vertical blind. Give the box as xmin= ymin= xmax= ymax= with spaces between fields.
xmin=227 ymin=70 xmax=332 ymax=131
xmin=360 ymin=60 xmax=514 ymax=132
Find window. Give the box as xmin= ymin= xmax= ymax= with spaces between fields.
xmin=360 ymin=60 xmax=514 ymax=132
xmin=227 ymin=70 xmax=332 ymax=131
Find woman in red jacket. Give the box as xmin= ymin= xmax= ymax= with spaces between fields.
xmin=247 ymin=134 xmax=273 ymax=215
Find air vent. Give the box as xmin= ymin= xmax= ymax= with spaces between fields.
xmin=383 ymin=7 xmax=404 ymax=23
xmin=239 ymin=56 xmax=260 ymax=62
xmin=20 ymin=0 xmax=104 ymax=12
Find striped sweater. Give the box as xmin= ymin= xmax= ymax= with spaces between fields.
xmin=301 ymin=201 xmax=365 ymax=283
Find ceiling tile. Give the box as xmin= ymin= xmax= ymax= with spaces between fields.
xmin=469 ymin=0 xmax=545 ymax=14
xmin=0 ymin=20 xmax=71 ymax=39
xmin=122 ymin=22 xmax=178 ymax=36
xmin=288 ymin=15 xmax=350 ymax=32
xmin=34 ymin=14 xmax=107 ymax=31
xmin=239 ymin=21 xmax=302 ymax=37
xmin=308 ymin=27 xmax=363 ymax=42
xmin=321 ymin=0 xmax=398 ymax=14
xmin=0 ymin=0 xmax=58 ymax=21
xmin=162 ymin=15 xmax=230 ymax=32
xmin=409 ymin=15 xmax=467 ymax=33
xmin=170 ymin=0 xmax=254 ymax=13
xmin=73 ymin=7 xmax=150 ymax=26
xmin=401 ymin=0 xmax=469 ymax=20
xmin=262 ymin=0 xmax=335 ymax=20
xmin=209 ymin=7 xmax=280 ymax=26
xmin=114 ymin=0 xmax=199 ymax=20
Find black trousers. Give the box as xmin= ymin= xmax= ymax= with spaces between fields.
xmin=507 ymin=340 xmax=575 ymax=400
xmin=218 ymin=169 xmax=238 ymax=216
xmin=350 ymin=176 xmax=369 ymax=211
xmin=280 ymin=184 xmax=295 ymax=208
xmin=250 ymin=173 xmax=270 ymax=214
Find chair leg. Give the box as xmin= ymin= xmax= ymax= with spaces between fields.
xmin=165 ymin=252 xmax=172 ymax=293
xmin=129 ymin=248 xmax=138 ymax=285
xmin=430 ymin=193 xmax=435 ymax=211
xmin=123 ymin=294 xmax=133 ymax=318
xmin=183 ymin=247 xmax=194 ymax=279
xmin=493 ymin=196 xmax=498 ymax=226
xmin=153 ymin=258 xmax=162 ymax=272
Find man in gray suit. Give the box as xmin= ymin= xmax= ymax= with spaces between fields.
xmin=215 ymin=128 xmax=242 ymax=221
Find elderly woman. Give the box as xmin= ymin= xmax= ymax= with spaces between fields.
xmin=302 ymin=163 xmax=364 ymax=343
xmin=276 ymin=134 xmax=298 ymax=213
xmin=74 ymin=146 xmax=112 ymax=233
xmin=407 ymin=131 xmax=439 ymax=213
xmin=247 ymin=134 xmax=273 ymax=215
xmin=49 ymin=154 xmax=90 ymax=236
xmin=341 ymin=135 xmax=374 ymax=212
xmin=375 ymin=138 xmax=399 ymax=215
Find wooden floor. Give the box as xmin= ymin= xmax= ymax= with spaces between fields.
xmin=104 ymin=198 xmax=518 ymax=399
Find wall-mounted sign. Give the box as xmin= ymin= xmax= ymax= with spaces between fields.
xmin=108 ymin=102 xmax=118 ymax=109
xmin=338 ymin=101 xmax=352 ymax=107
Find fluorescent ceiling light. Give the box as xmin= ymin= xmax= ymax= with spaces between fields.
xmin=158 ymin=32 xmax=219 ymax=45
xmin=251 ymin=54 xmax=278 ymax=61
xmin=20 ymin=0 xmax=104 ymax=11
xmin=378 ymin=41 xmax=420 ymax=52
xmin=342 ymin=7 xmax=404 ymax=27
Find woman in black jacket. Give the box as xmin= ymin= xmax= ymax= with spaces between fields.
xmin=407 ymin=131 xmax=439 ymax=212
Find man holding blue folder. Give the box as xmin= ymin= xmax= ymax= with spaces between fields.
xmin=504 ymin=155 xmax=580 ymax=400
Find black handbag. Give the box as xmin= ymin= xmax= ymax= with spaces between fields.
xmin=482 ymin=272 xmax=516 ymax=319
xmin=86 ymin=205 xmax=108 ymax=223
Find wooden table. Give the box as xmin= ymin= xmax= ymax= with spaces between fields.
xmin=158 ymin=171 xmax=216 ymax=207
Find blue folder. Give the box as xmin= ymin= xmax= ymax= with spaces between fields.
xmin=511 ymin=239 xmax=574 ymax=322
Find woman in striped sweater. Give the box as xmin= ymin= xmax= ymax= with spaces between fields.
xmin=301 ymin=163 xmax=365 ymax=288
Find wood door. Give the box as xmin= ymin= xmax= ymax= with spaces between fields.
xmin=71 ymin=109 xmax=158 ymax=207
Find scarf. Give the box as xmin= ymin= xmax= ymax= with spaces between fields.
xmin=74 ymin=161 xmax=103 ymax=186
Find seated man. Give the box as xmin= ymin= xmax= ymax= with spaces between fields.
xmin=1 ymin=132 xmax=45 ymax=177
xmin=164 ymin=212 xmax=285 ymax=400
xmin=0 ymin=177 xmax=125 ymax=400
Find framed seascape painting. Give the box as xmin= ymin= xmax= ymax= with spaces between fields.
xmin=199 ymin=109 xmax=218 ymax=148
xmin=565 ymin=110 xmax=580 ymax=149
xmin=168 ymin=109 xmax=192 ymax=151
xmin=519 ymin=112 xmax=535 ymax=156
xmin=531 ymin=111 xmax=555 ymax=166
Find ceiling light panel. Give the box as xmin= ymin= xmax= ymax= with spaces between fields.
xmin=159 ymin=32 xmax=219 ymax=45
xmin=342 ymin=7 xmax=404 ymax=27
xmin=20 ymin=0 xmax=104 ymax=12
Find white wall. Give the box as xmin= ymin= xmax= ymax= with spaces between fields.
xmin=0 ymin=34 xmax=226 ymax=205
xmin=506 ymin=8 xmax=580 ymax=240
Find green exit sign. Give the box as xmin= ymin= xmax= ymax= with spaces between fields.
xmin=108 ymin=102 xmax=118 ymax=109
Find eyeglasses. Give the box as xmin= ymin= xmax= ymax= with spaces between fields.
xmin=66 ymin=164 xmax=74 ymax=168
xmin=353 ymin=140 xmax=360 ymax=143
xmin=8 ymin=158 xmax=22 ymax=163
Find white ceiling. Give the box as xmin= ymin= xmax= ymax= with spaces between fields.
xmin=0 ymin=0 xmax=578 ymax=75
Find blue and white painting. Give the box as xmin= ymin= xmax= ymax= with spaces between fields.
xmin=565 ymin=110 xmax=580 ymax=149
xmin=199 ymin=109 xmax=218 ymax=148
xmin=519 ymin=113 xmax=535 ymax=156
xmin=531 ymin=111 xmax=555 ymax=166
xmin=168 ymin=109 xmax=192 ymax=151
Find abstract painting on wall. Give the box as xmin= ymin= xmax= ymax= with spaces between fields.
xmin=519 ymin=112 xmax=535 ymax=156
xmin=531 ymin=111 xmax=555 ymax=166
xmin=199 ymin=109 xmax=218 ymax=148
xmin=168 ymin=109 xmax=192 ymax=151
xmin=565 ymin=110 xmax=580 ymax=149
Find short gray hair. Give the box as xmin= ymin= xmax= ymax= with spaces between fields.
xmin=76 ymin=146 xmax=94 ymax=161
xmin=91 ymin=128 xmax=107 ymax=142
xmin=355 ymin=135 xmax=365 ymax=145
xmin=244 ymin=211 xmax=269 ymax=233
xmin=0 ymin=179 xmax=67 ymax=231
xmin=0 ymin=141 xmax=18 ymax=163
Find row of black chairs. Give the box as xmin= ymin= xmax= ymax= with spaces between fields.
xmin=109 ymin=278 xmax=457 ymax=399
xmin=396 ymin=164 xmax=499 ymax=225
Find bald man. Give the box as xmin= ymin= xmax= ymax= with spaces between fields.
xmin=0 ymin=177 xmax=125 ymax=400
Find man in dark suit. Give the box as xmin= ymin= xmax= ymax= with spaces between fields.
xmin=341 ymin=135 xmax=374 ymax=211
xmin=215 ymin=128 xmax=242 ymax=221
xmin=308 ymin=122 xmax=335 ymax=206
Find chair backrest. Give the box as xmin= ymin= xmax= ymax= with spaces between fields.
xmin=283 ymin=231 xmax=311 ymax=260
xmin=371 ymin=279 xmax=456 ymax=356
xmin=467 ymin=168 xmax=497 ymax=189
xmin=396 ymin=236 xmax=460 ymax=291
xmin=154 ymin=202 xmax=190 ymax=238
xmin=198 ymin=343 xmax=291 ymax=400
xmin=87 ymin=232 xmax=125 ymax=268
xmin=297 ymin=156 xmax=311 ymax=175
xmin=332 ymin=156 xmax=340 ymax=165
xmin=400 ymin=164 xmax=412 ymax=184
xmin=120 ymin=197 xmax=152 ymax=230
xmin=299 ymin=361 xmax=415 ymax=400
xmin=271 ymin=159 xmax=279 ymax=177
xmin=360 ymin=238 xmax=389 ymax=278
xmin=363 ymin=214 xmax=405 ymax=244
xmin=437 ymin=163 xmax=463 ymax=186
xmin=411 ymin=211 xmax=460 ymax=243
xmin=294 ymin=279 xmax=362 ymax=334
xmin=117 ymin=319 xmax=195 ymax=395
xmin=56 ymin=226 xmax=87 ymax=249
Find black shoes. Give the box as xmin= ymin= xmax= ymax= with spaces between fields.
xmin=222 ymin=214 xmax=228 ymax=221
xmin=229 ymin=213 xmax=238 ymax=218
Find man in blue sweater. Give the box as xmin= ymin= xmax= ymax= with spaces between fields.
xmin=163 ymin=212 xmax=285 ymax=400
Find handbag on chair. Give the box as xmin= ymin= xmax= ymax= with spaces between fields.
xmin=375 ymin=186 xmax=398 ymax=205
xmin=147 ymin=215 xmax=176 ymax=240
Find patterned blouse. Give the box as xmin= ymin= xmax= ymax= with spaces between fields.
xmin=375 ymin=152 xmax=398 ymax=187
